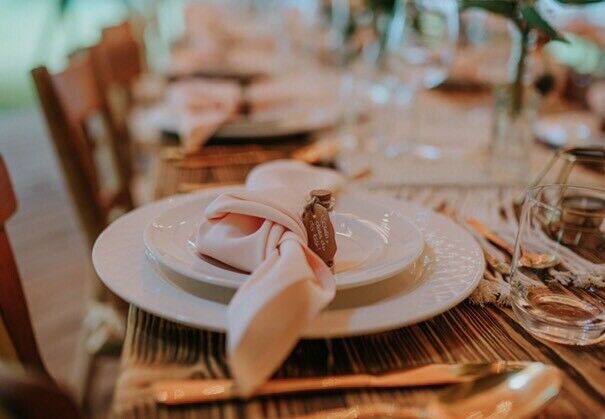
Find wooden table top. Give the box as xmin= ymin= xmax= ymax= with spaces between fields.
xmin=111 ymin=184 xmax=605 ymax=418
xmin=112 ymin=303 xmax=604 ymax=418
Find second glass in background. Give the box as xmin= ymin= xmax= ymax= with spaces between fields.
xmin=382 ymin=0 xmax=459 ymax=159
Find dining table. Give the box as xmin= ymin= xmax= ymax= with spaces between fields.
xmin=109 ymin=87 xmax=605 ymax=418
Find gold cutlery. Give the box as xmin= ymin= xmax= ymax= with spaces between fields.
xmin=466 ymin=218 xmax=557 ymax=269
xmin=296 ymin=362 xmax=561 ymax=419
xmin=437 ymin=207 xmax=510 ymax=275
xmin=153 ymin=361 xmax=531 ymax=405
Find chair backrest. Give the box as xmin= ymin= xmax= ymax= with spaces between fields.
xmin=31 ymin=54 xmax=133 ymax=248
xmin=0 ymin=156 xmax=48 ymax=377
xmin=96 ymin=21 xmax=143 ymax=92
xmin=89 ymin=21 xmax=144 ymax=181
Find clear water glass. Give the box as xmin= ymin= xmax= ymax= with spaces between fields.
xmin=326 ymin=0 xmax=385 ymax=151
xmin=383 ymin=0 xmax=459 ymax=157
xmin=512 ymin=184 xmax=605 ymax=345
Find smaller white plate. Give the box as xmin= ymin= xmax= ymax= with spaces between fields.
xmin=534 ymin=112 xmax=601 ymax=149
xmin=144 ymin=188 xmax=424 ymax=290
xmin=215 ymin=108 xmax=339 ymax=138
xmin=149 ymin=104 xmax=339 ymax=140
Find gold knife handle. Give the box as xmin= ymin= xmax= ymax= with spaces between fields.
xmin=467 ymin=218 xmax=514 ymax=254
xmin=153 ymin=379 xmax=236 ymax=404
xmin=152 ymin=363 xmax=498 ymax=405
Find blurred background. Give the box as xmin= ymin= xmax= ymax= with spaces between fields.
xmin=1 ymin=0 xmax=604 ymax=417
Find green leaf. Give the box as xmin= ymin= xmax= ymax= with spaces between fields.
xmin=460 ymin=0 xmax=518 ymax=20
xmin=555 ymin=0 xmax=605 ymax=4
xmin=520 ymin=6 xmax=568 ymax=43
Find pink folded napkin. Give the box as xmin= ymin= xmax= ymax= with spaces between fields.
xmin=245 ymin=73 xmax=342 ymax=114
xmin=588 ymin=82 xmax=605 ymax=118
xmin=196 ymin=160 xmax=345 ymax=395
xmin=170 ymin=44 xmax=224 ymax=76
xmin=166 ymin=80 xmax=242 ymax=153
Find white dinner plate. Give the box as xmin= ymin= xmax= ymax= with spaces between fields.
xmin=215 ymin=109 xmax=339 ymax=138
xmin=534 ymin=111 xmax=601 ymax=149
xmin=143 ymin=188 xmax=424 ymax=290
xmin=149 ymin=103 xmax=339 ymax=140
xmin=92 ymin=189 xmax=485 ymax=337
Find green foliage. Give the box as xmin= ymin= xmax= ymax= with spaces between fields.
xmin=460 ymin=0 xmax=517 ymax=21
xmin=366 ymin=0 xmax=397 ymax=14
xmin=555 ymin=0 xmax=604 ymax=3
xmin=460 ymin=0 xmax=604 ymax=114
xmin=461 ymin=0 xmax=604 ymax=43
xmin=519 ymin=5 xmax=566 ymax=42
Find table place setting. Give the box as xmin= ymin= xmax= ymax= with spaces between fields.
xmin=130 ymin=72 xmax=345 ymax=153
xmin=167 ymin=2 xmax=292 ymax=80
xmin=93 ymin=159 xmax=485 ymax=336
xmin=91 ymin=159 xmax=519 ymax=402
xmin=10 ymin=1 xmax=605 ymax=417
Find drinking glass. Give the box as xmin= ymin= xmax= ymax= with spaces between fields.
xmin=327 ymin=0 xmax=386 ymax=151
xmin=383 ymin=0 xmax=459 ymax=158
xmin=511 ymin=184 xmax=605 ymax=345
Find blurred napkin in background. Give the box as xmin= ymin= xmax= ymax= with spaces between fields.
xmin=245 ymin=73 xmax=342 ymax=114
xmin=172 ymin=1 xmax=285 ymax=77
xmin=196 ymin=160 xmax=345 ymax=395
xmin=244 ymin=73 xmax=344 ymax=128
xmin=588 ymin=82 xmax=605 ymax=119
xmin=166 ymin=79 xmax=242 ymax=153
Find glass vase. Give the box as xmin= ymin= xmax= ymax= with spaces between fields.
xmin=490 ymin=84 xmax=538 ymax=181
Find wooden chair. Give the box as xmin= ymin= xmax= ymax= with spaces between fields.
xmin=31 ymin=53 xmax=133 ymax=247
xmin=0 ymin=362 xmax=82 ymax=419
xmin=95 ymin=21 xmax=144 ymax=98
xmin=0 ymin=156 xmax=48 ymax=379
xmin=31 ymin=54 xmax=132 ymax=405
xmin=90 ymin=21 xmax=149 ymax=194
xmin=1 ymin=156 xmax=83 ymax=418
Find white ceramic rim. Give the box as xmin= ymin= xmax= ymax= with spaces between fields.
xmin=92 ymin=189 xmax=485 ymax=337
xmin=143 ymin=187 xmax=425 ymax=290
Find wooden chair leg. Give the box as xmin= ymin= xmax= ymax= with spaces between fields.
xmin=69 ymin=325 xmax=95 ymax=408
xmin=68 ymin=270 xmax=126 ymax=409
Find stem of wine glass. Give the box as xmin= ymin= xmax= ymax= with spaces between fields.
xmin=338 ymin=70 xmax=358 ymax=151
xmin=384 ymin=83 xmax=418 ymax=158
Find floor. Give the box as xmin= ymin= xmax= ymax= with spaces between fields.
xmin=0 ymin=108 xmax=117 ymax=416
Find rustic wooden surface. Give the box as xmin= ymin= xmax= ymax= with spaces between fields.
xmin=113 ymin=302 xmax=604 ymax=418
xmin=111 ymin=184 xmax=605 ymax=418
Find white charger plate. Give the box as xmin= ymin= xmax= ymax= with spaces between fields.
xmin=92 ymin=189 xmax=484 ymax=337
xmin=143 ymin=188 xmax=424 ymax=290
xmin=150 ymin=103 xmax=339 ymax=139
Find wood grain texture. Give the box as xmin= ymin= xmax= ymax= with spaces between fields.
xmin=112 ymin=183 xmax=605 ymax=418
xmin=113 ymin=303 xmax=604 ymax=418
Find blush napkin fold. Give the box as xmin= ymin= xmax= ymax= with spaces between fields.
xmin=196 ymin=160 xmax=345 ymax=395
xmin=166 ymin=79 xmax=242 ymax=153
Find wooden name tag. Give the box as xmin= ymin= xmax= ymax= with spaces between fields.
xmin=302 ymin=189 xmax=337 ymax=270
